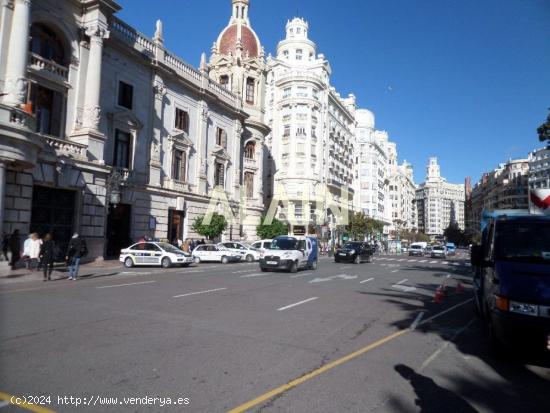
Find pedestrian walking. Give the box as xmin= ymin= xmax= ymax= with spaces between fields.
xmin=22 ymin=233 xmax=32 ymax=269
xmin=65 ymin=233 xmax=87 ymax=280
xmin=28 ymin=233 xmax=42 ymax=272
xmin=2 ymin=232 xmax=9 ymax=261
xmin=8 ymin=230 xmax=21 ymax=270
xmin=40 ymin=233 xmax=57 ymax=281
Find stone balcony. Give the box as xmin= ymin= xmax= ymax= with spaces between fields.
xmin=163 ymin=177 xmax=191 ymax=193
xmin=27 ymin=53 xmax=69 ymax=83
xmin=0 ymin=103 xmax=42 ymax=169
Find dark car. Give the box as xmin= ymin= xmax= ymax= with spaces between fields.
xmin=334 ymin=242 xmax=374 ymax=264
xmin=471 ymin=214 xmax=550 ymax=354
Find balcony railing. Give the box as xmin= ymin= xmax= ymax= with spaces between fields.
xmin=45 ymin=136 xmax=87 ymax=159
xmin=243 ymin=157 xmax=258 ymax=169
xmin=28 ymin=53 xmax=69 ymax=81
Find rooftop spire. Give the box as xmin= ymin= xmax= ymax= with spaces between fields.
xmin=231 ymin=0 xmax=250 ymax=25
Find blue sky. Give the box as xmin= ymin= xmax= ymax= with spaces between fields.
xmin=116 ymin=0 xmax=550 ymax=185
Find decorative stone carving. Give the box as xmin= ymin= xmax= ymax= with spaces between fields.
xmin=199 ymin=159 xmax=207 ymax=177
xmin=4 ymin=76 xmax=28 ymax=104
xmin=201 ymin=105 xmax=209 ymax=122
xmin=85 ymin=24 xmax=110 ymax=43
xmin=83 ymin=105 xmax=101 ymax=129
xmin=153 ymin=82 xmax=166 ymax=100
xmin=150 ymin=141 xmax=160 ymax=162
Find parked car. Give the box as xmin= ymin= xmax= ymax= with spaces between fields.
xmin=446 ymin=242 xmax=456 ymax=256
xmin=431 ymin=245 xmax=447 ymax=258
xmin=471 ymin=213 xmax=550 ymax=353
xmin=218 ymin=242 xmax=261 ymax=262
xmin=334 ymin=241 xmax=374 ymax=264
xmin=192 ymin=244 xmax=242 ymax=264
xmin=251 ymin=239 xmax=272 ymax=253
xmin=120 ymin=242 xmax=194 ymax=268
xmin=408 ymin=244 xmax=424 ymax=256
xmin=259 ymin=236 xmax=318 ymax=273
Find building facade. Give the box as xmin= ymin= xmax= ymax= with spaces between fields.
xmin=416 ymin=157 xmax=465 ymax=237
xmin=388 ymin=160 xmax=417 ymax=233
xmin=0 ymin=0 xmax=259 ymax=261
xmin=528 ymin=146 xmax=550 ymax=190
xmin=263 ymin=17 xmax=357 ymax=235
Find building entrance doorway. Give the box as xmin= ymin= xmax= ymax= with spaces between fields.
xmin=106 ymin=203 xmax=131 ymax=258
xmin=168 ymin=209 xmax=185 ymax=245
xmin=30 ymin=186 xmax=76 ymax=260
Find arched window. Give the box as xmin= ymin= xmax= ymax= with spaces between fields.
xmin=244 ymin=141 xmax=255 ymax=159
xmin=29 ymin=23 xmax=67 ymax=66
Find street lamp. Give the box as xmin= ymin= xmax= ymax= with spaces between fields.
xmin=106 ymin=168 xmax=126 ymax=208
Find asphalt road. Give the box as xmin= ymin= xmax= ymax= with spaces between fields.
xmin=1 ymin=252 xmax=549 ymax=413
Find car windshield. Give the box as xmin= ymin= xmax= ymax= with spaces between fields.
xmin=411 ymin=246 xmax=422 ymax=250
xmin=433 ymin=246 xmax=445 ymax=251
xmin=495 ymin=222 xmax=550 ymax=263
xmin=158 ymin=243 xmax=183 ymax=253
xmin=270 ymin=238 xmax=298 ymax=250
xmin=343 ymin=242 xmax=361 ymax=249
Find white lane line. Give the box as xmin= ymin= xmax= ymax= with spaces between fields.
xmin=360 ymin=277 xmax=375 ymax=284
xmin=442 ymin=261 xmax=449 ymax=265
xmin=290 ymin=272 xmax=313 ymax=278
xmin=277 ymin=297 xmax=318 ymax=311
xmin=391 ymin=269 xmax=399 ymax=273
xmin=410 ymin=311 xmax=426 ymax=330
xmin=233 ymin=269 xmax=256 ymax=274
xmin=173 ymin=287 xmax=227 ymax=298
xmin=394 ymin=279 xmax=408 ymax=285
xmin=120 ymin=271 xmax=152 ymax=275
xmin=339 ymin=266 xmax=352 ymax=269
xmin=96 ymin=280 xmax=156 ymax=289
xmin=397 ymin=259 xmax=407 ymax=262
xmin=420 ymin=298 xmax=475 ymax=327
xmin=419 ymin=260 xmax=428 ymax=263
xmin=239 ymin=273 xmax=265 ymax=278
xmin=387 ymin=258 xmax=396 ymax=261
xmin=408 ymin=259 xmax=418 ymax=262
xmin=429 ymin=260 xmax=437 ymax=264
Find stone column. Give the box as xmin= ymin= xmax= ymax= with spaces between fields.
xmin=82 ymin=24 xmax=109 ymax=131
xmin=0 ymin=162 xmax=6 ymax=239
xmin=196 ymin=101 xmax=209 ymax=194
xmin=3 ymin=0 xmax=31 ymax=106
xmin=149 ymin=77 xmax=165 ymax=187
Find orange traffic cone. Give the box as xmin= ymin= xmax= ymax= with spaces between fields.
xmin=456 ymin=282 xmax=464 ymax=294
xmin=434 ymin=286 xmax=444 ymax=304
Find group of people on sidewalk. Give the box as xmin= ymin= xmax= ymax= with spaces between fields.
xmin=1 ymin=230 xmax=87 ymax=281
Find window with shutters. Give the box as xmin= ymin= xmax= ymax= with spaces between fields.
xmin=174 ymin=108 xmax=189 ymax=132
xmin=172 ymin=150 xmax=187 ymax=182
xmin=244 ymin=172 xmax=254 ymax=198
xmin=214 ymin=162 xmax=225 ymax=188
xmin=246 ymin=77 xmax=255 ymax=104
xmin=216 ymin=127 xmax=227 ymax=148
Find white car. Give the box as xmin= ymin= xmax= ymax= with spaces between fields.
xmin=218 ymin=242 xmax=261 ymax=262
xmin=192 ymin=244 xmax=242 ymax=264
xmin=251 ymin=239 xmax=273 ymax=253
xmin=120 ymin=242 xmax=194 ymax=268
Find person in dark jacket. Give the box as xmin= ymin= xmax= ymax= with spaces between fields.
xmin=8 ymin=230 xmax=21 ymax=270
xmin=65 ymin=233 xmax=86 ymax=280
xmin=2 ymin=232 xmax=9 ymax=261
xmin=40 ymin=233 xmax=56 ymax=281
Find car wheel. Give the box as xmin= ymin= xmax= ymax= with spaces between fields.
xmin=124 ymin=257 xmax=134 ymax=268
xmin=354 ymin=255 xmax=360 ymax=264
xmin=289 ymin=261 xmax=298 ymax=273
xmin=161 ymin=257 xmax=172 ymax=268
xmin=245 ymin=254 xmax=254 ymax=262
xmin=221 ymin=256 xmax=229 ymax=264
xmin=334 ymin=258 xmax=340 ymax=263
xmin=194 ymin=257 xmax=201 ymax=264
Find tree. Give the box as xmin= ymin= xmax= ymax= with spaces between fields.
xmin=444 ymin=221 xmax=466 ymax=246
xmin=256 ymin=216 xmax=288 ymax=239
xmin=192 ymin=213 xmax=227 ymax=240
xmin=537 ymin=108 xmax=550 ymax=142
xmin=349 ymin=212 xmax=385 ymax=240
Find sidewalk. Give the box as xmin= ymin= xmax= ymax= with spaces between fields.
xmin=0 ymin=260 xmax=122 ymax=284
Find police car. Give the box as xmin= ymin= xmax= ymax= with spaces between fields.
xmin=259 ymin=235 xmax=318 ymax=273
xmin=120 ymin=242 xmax=194 ymax=268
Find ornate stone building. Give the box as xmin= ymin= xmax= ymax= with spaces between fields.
xmin=0 ymin=0 xmax=256 ymax=261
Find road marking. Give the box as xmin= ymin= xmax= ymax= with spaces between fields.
xmin=233 ymin=269 xmax=256 ymax=274
xmin=96 ymin=280 xmax=156 ymax=289
xmin=391 ymin=269 xmax=399 ymax=273
xmin=360 ymin=277 xmax=374 ymax=284
xmin=0 ymin=392 xmax=55 ymax=412
xmin=442 ymin=261 xmax=449 ymax=265
xmin=395 ymin=279 xmax=408 ymax=285
xmin=410 ymin=311 xmax=426 ymax=330
xmin=309 ymin=274 xmax=358 ymax=283
xmin=419 ymin=318 xmax=476 ymax=372
xmin=290 ymin=272 xmax=313 ymax=278
xmin=120 ymin=271 xmax=152 ymax=275
xmin=277 ymin=297 xmax=318 ymax=311
xmin=339 ymin=266 xmax=352 ymax=269
xmin=408 ymin=259 xmax=418 ymax=262
xmin=227 ymin=297 xmax=474 ymax=413
xmin=387 ymin=258 xmax=396 ymax=261
xmin=397 ymin=259 xmax=407 ymax=262
xmin=420 ymin=298 xmax=474 ymax=326
xmin=419 ymin=260 xmax=428 ymax=263
xmin=173 ymin=287 xmax=227 ymax=298
xmin=240 ymin=273 xmax=265 ymax=278
xmin=429 ymin=260 xmax=437 ymax=264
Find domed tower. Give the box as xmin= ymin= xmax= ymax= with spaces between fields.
xmin=276 ymin=18 xmax=317 ymax=63
xmin=209 ymin=0 xmax=269 ymax=240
